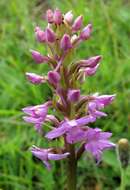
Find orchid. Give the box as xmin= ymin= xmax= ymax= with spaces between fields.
xmin=22 ymin=102 xmax=51 ymax=132
xmin=30 ymin=146 xmax=70 ymax=170
xmin=22 ymin=9 xmax=116 ymax=190
xmin=84 ymin=128 xmax=115 ymax=162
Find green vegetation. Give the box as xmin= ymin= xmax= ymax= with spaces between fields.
xmin=0 ymin=0 xmax=130 ymax=189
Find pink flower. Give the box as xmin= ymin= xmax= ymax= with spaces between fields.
xmin=45 ymin=115 xmax=95 ymax=140
xmin=22 ymin=102 xmax=51 ymax=132
xmin=84 ymin=128 xmax=115 ymax=161
xmin=30 ymin=146 xmax=70 ymax=170
xmin=24 ymin=9 xmax=116 ymax=171
xmin=88 ymin=94 xmax=116 ymax=118
xmin=92 ymin=94 xmax=116 ymax=108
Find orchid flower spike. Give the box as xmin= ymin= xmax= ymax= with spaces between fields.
xmin=23 ymin=10 xmax=116 ymax=186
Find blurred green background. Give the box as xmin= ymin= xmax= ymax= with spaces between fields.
xmin=0 ymin=0 xmax=130 ymax=189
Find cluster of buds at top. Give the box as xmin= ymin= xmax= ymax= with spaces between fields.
xmin=23 ymin=9 xmax=116 ymax=169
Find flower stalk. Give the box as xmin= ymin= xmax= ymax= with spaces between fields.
xmin=67 ymin=144 xmax=77 ymax=190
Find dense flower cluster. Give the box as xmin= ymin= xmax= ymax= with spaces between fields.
xmin=23 ymin=9 xmax=115 ymax=169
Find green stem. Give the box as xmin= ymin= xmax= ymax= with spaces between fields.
xmin=120 ymin=168 xmax=126 ymax=190
xmin=117 ymin=147 xmax=126 ymax=190
xmin=67 ymin=144 xmax=77 ymax=190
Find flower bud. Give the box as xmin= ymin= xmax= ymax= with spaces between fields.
xmin=80 ymin=24 xmax=92 ymax=40
xmin=35 ymin=27 xmax=46 ymax=43
xmin=68 ymin=89 xmax=80 ymax=102
xmin=85 ymin=64 xmax=99 ymax=76
xmin=117 ymin=138 xmax=130 ymax=169
xmin=30 ymin=50 xmax=49 ymax=64
xmin=48 ymin=71 xmax=60 ymax=86
xmin=60 ymin=34 xmax=72 ymax=51
xmin=46 ymin=9 xmax=54 ymax=23
xmin=45 ymin=28 xmax=56 ymax=43
xmin=80 ymin=56 xmax=102 ymax=68
xmin=72 ymin=15 xmax=83 ymax=31
xmin=53 ymin=9 xmax=62 ymax=25
xmin=64 ymin=11 xmax=73 ymax=24
xmin=26 ymin=72 xmax=45 ymax=84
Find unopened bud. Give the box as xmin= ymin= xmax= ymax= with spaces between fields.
xmin=31 ymin=50 xmax=49 ymax=64
xmin=60 ymin=34 xmax=72 ymax=51
xmin=117 ymin=138 xmax=130 ymax=169
xmin=80 ymin=24 xmax=92 ymax=40
xmin=35 ymin=27 xmax=46 ymax=43
xmin=46 ymin=9 xmax=54 ymax=23
xmin=26 ymin=72 xmax=45 ymax=84
xmin=72 ymin=15 xmax=83 ymax=31
xmin=45 ymin=28 xmax=56 ymax=43
xmin=80 ymin=56 xmax=102 ymax=68
xmin=68 ymin=89 xmax=80 ymax=102
xmin=64 ymin=11 xmax=73 ymax=24
xmin=53 ymin=9 xmax=62 ymax=25
xmin=48 ymin=71 xmax=60 ymax=86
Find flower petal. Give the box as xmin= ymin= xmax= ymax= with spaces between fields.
xmin=48 ymin=152 xmax=70 ymax=160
